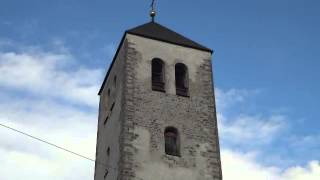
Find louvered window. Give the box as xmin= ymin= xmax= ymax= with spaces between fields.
xmin=152 ymin=58 xmax=165 ymax=92
xmin=165 ymin=127 xmax=179 ymax=156
xmin=175 ymin=63 xmax=189 ymax=97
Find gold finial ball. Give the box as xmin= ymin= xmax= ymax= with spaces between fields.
xmin=150 ymin=10 xmax=156 ymax=18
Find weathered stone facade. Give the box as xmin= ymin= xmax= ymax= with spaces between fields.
xmin=94 ymin=32 xmax=222 ymax=180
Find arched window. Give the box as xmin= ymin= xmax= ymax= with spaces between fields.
xmin=175 ymin=63 xmax=189 ymax=97
xmin=164 ymin=127 xmax=180 ymax=156
xmin=152 ymin=58 xmax=165 ymax=92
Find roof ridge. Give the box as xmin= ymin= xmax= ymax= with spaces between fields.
xmin=126 ymin=22 xmax=212 ymax=53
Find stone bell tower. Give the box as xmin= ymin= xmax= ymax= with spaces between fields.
xmin=94 ymin=16 xmax=223 ymax=180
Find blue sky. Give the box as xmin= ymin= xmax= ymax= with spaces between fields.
xmin=0 ymin=0 xmax=319 ymax=179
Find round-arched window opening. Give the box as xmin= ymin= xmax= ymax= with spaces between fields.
xmin=164 ymin=127 xmax=180 ymax=156
xmin=175 ymin=63 xmax=189 ymax=97
xmin=152 ymin=58 xmax=165 ymax=92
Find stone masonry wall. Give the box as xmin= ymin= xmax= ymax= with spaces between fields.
xmin=94 ymin=39 xmax=127 ymax=180
xmin=118 ymin=34 xmax=223 ymax=180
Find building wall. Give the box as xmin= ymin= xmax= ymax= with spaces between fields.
xmin=94 ymin=39 xmax=127 ymax=180
xmin=118 ymin=34 xmax=222 ymax=180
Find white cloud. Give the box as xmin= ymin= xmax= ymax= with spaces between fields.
xmin=0 ymin=142 xmax=94 ymax=180
xmin=215 ymin=88 xmax=260 ymax=110
xmin=282 ymin=161 xmax=320 ymax=180
xmin=219 ymin=113 xmax=286 ymax=145
xmin=0 ymin=89 xmax=97 ymax=180
xmin=0 ymin=50 xmax=102 ymax=107
xmin=216 ymin=88 xmax=286 ymax=145
xmin=0 ymin=42 xmax=318 ymax=180
xmin=216 ymin=88 xmax=320 ymax=179
xmin=0 ymin=44 xmax=99 ymax=180
xmin=215 ymin=88 xmax=247 ymax=109
xmin=221 ymin=149 xmax=320 ymax=180
xmin=0 ymin=102 xmax=97 ymax=180
xmin=221 ymin=149 xmax=281 ymax=179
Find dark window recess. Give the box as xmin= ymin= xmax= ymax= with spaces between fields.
xmin=113 ymin=76 xmax=117 ymax=87
xmin=175 ymin=63 xmax=189 ymax=97
xmin=107 ymin=89 xmax=111 ymax=97
xmin=110 ymin=102 xmax=115 ymax=111
xmin=152 ymin=58 xmax=165 ymax=92
xmin=104 ymin=116 xmax=109 ymax=125
xmin=107 ymin=147 xmax=110 ymax=156
xmin=104 ymin=169 xmax=109 ymax=179
xmin=165 ymin=127 xmax=180 ymax=156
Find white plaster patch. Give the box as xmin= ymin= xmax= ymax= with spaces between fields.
xmin=132 ymin=127 xmax=213 ymax=180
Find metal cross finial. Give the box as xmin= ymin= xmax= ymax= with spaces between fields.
xmin=151 ymin=0 xmax=156 ymax=10
xmin=150 ymin=0 xmax=156 ymax=22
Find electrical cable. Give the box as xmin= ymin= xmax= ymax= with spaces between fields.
xmin=0 ymin=122 xmax=117 ymax=171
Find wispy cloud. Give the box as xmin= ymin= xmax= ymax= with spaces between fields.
xmin=0 ymin=40 xmax=319 ymax=180
xmin=0 ymin=49 xmax=102 ymax=107
xmin=216 ymin=88 xmax=286 ymax=147
xmin=0 ymin=89 xmax=97 ymax=179
xmin=215 ymin=88 xmax=250 ymax=110
xmin=219 ymin=113 xmax=286 ymax=145
xmin=222 ymin=149 xmax=320 ymax=180
xmin=216 ymin=88 xmax=319 ymax=171
xmin=0 ymin=92 xmax=97 ymax=180
xmin=0 ymin=40 xmax=99 ymax=180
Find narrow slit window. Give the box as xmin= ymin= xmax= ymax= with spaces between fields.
xmin=113 ymin=76 xmax=117 ymax=87
xmin=175 ymin=63 xmax=189 ymax=97
xmin=107 ymin=147 xmax=110 ymax=156
xmin=152 ymin=58 xmax=165 ymax=92
xmin=107 ymin=89 xmax=111 ymax=97
xmin=104 ymin=169 xmax=109 ymax=179
xmin=104 ymin=115 xmax=109 ymax=125
xmin=164 ymin=127 xmax=180 ymax=156
xmin=110 ymin=102 xmax=115 ymax=112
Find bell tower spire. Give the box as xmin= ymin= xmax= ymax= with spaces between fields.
xmin=150 ymin=0 xmax=156 ymax=22
xmin=94 ymin=13 xmax=222 ymax=180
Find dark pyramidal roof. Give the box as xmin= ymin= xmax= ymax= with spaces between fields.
xmin=98 ymin=21 xmax=212 ymax=95
xmin=126 ymin=22 xmax=212 ymax=53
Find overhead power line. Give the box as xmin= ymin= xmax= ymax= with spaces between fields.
xmin=0 ymin=122 xmax=117 ymax=171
